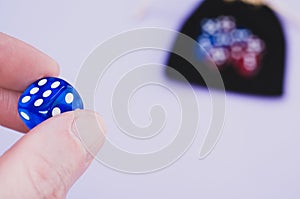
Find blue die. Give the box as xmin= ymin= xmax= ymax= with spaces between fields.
xmin=18 ymin=77 xmax=84 ymax=129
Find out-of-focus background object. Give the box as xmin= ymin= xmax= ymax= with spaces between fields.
xmin=166 ymin=0 xmax=286 ymax=96
xmin=1 ymin=0 xmax=300 ymax=198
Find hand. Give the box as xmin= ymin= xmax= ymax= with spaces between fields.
xmin=0 ymin=33 xmax=105 ymax=199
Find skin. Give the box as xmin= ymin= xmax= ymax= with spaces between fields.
xmin=0 ymin=33 xmax=105 ymax=199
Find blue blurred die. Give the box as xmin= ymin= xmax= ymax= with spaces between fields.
xmin=213 ymin=32 xmax=232 ymax=47
xmin=18 ymin=77 xmax=84 ymax=129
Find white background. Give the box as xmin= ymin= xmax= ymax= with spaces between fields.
xmin=1 ymin=0 xmax=300 ymax=198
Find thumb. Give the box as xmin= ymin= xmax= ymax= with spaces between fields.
xmin=0 ymin=110 xmax=105 ymax=199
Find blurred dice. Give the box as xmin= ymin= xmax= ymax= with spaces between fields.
xmin=197 ymin=16 xmax=265 ymax=77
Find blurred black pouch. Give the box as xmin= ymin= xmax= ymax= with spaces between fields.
xmin=166 ymin=0 xmax=286 ymax=97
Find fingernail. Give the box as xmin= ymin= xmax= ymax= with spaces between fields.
xmin=71 ymin=110 xmax=106 ymax=163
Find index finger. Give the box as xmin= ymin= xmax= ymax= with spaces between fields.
xmin=0 ymin=32 xmax=59 ymax=91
